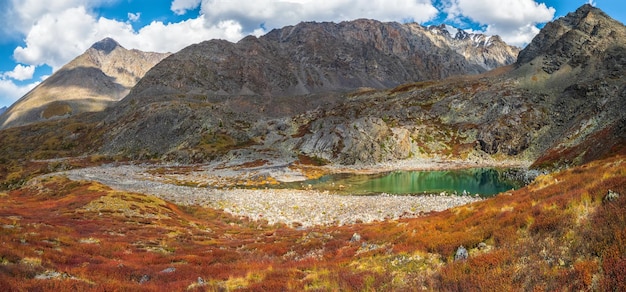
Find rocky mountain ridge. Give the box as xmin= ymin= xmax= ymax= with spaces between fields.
xmin=0 ymin=38 xmax=170 ymax=129
xmin=98 ymin=5 xmax=624 ymax=167
xmin=121 ymin=19 xmax=518 ymax=107
xmin=427 ymin=24 xmax=518 ymax=70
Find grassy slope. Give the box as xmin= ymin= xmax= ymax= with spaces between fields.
xmin=0 ymin=154 xmax=624 ymax=291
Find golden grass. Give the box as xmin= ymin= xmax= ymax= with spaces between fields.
xmin=41 ymin=101 xmax=72 ymax=119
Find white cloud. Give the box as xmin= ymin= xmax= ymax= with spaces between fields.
xmin=131 ymin=16 xmax=248 ymax=52
xmin=128 ymin=12 xmax=141 ymax=22
xmin=8 ymin=0 xmax=114 ymax=34
xmin=0 ymin=79 xmax=39 ymax=106
xmin=171 ymin=0 xmax=202 ymax=15
xmin=9 ymin=0 xmax=440 ymax=72
xmin=2 ymin=64 xmax=36 ymax=81
xmin=444 ymin=0 xmax=555 ymax=47
xmin=197 ymin=0 xmax=439 ymax=33
xmin=11 ymin=6 xmax=250 ymax=70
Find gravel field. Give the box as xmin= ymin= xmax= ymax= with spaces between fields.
xmin=56 ymin=164 xmax=483 ymax=227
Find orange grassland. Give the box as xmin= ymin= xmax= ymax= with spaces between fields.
xmin=0 ymin=154 xmax=625 ymax=291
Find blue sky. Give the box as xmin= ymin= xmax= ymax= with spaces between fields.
xmin=0 ymin=0 xmax=623 ymax=108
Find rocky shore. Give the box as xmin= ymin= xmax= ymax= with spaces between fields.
xmin=52 ymin=163 xmax=484 ymax=227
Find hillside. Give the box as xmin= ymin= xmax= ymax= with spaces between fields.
xmin=0 ymin=38 xmax=170 ymax=129
xmin=90 ymin=5 xmax=624 ymax=168
xmin=0 ymin=4 xmax=624 ymax=291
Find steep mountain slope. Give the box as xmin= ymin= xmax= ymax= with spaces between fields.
xmin=513 ymin=4 xmax=626 ymax=166
xmin=122 ymin=19 xmax=517 ymax=104
xmin=0 ymin=106 xmax=6 ymax=115
xmin=99 ymin=19 xmax=518 ymax=159
xmin=95 ymin=5 xmax=623 ymax=168
xmin=0 ymin=38 xmax=170 ymax=129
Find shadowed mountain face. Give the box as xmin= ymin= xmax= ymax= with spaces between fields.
xmin=97 ymin=5 xmax=623 ymax=167
xmin=0 ymin=38 xmax=170 ymax=129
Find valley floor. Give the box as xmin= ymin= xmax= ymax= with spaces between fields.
xmin=52 ymin=162 xmax=485 ymax=227
xmin=40 ymin=156 xmax=525 ymax=227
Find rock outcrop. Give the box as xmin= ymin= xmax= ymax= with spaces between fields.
xmin=0 ymin=38 xmax=170 ymax=129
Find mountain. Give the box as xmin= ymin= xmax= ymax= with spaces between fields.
xmin=427 ymin=24 xmax=519 ymax=70
xmin=99 ymin=19 xmax=518 ymax=159
xmin=0 ymin=106 xmax=6 ymax=115
xmin=512 ymin=4 xmax=626 ymax=166
xmin=94 ymin=5 xmax=623 ymax=167
xmin=121 ymin=19 xmax=518 ymax=104
xmin=0 ymin=5 xmax=621 ymax=169
xmin=0 ymin=38 xmax=170 ymax=129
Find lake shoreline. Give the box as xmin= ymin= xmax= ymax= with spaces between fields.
xmin=33 ymin=157 xmax=532 ymax=227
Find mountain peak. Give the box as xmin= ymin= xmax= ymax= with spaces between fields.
xmin=575 ymin=3 xmax=598 ymax=15
xmin=90 ymin=37 xmax=122 ymax=54
xmin=516 ymin=4 xmax=625 ymax=70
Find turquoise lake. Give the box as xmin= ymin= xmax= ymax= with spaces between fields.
xmin=286 ymin=168 xmax=520 ymax=197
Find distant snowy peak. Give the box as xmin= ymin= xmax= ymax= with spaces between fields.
xmin=427 ymin=24 xmax=502 ymax=48
xmin=422 ymin=23 xmax=519 ymax=71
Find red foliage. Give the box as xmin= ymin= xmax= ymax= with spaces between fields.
xmin=0 ymin=155 xmax=624 ymax=290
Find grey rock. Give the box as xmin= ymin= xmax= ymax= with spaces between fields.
xmin=126 ymin=20 xmax=517 ymax=104
xmin=197 ymin=277 xmax=206 ymax=285
xmin=455 ymin=245 xmax=468 ymax=261
xmin=160 ymin=267 xmax=176 ymax=273
xmin=139 ymin=274 xmax=150 ymax=284
xmin=604 ymin=190 xmax=620 ymax=202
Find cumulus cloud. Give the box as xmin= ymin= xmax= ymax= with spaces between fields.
xmin=131 ymin=16 xmax=249 ymax=52
xmin=0 ymin=79 xmax=39 ymax=106
xmin=2 ymin=64 xmax=36 ymax=81
xmin=443 ymin=0 xmax=555 ymax=47
xmin=1 ymin=0 xmax=255 ymax=106
xmin=171 ymin=0 xmax=202 ymax=15
xmin=11 ymin=6 xmax=250 ymax=70
xmin=10 ymin=0 xmax=441 ymax=72
xmin=128 ymin=12 xmax=141 ymax=22
xmin=196 ymin=0 xmax=439 ymax=33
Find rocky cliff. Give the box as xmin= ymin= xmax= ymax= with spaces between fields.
xmin=0 ymin=38 xmax=170 ymax=129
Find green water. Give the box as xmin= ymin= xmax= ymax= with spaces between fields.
xmin=288 ymin=168 xmax=519 ymax=196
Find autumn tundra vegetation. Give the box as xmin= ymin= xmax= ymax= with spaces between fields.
xmin=0 ymin=148 xmax=624 ymax=290
xmin=1 ymin=4 xmax=625 ymax=291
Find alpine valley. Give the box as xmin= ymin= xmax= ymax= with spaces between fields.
xmin=0 ymin=4 xmax=624 ymax=291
